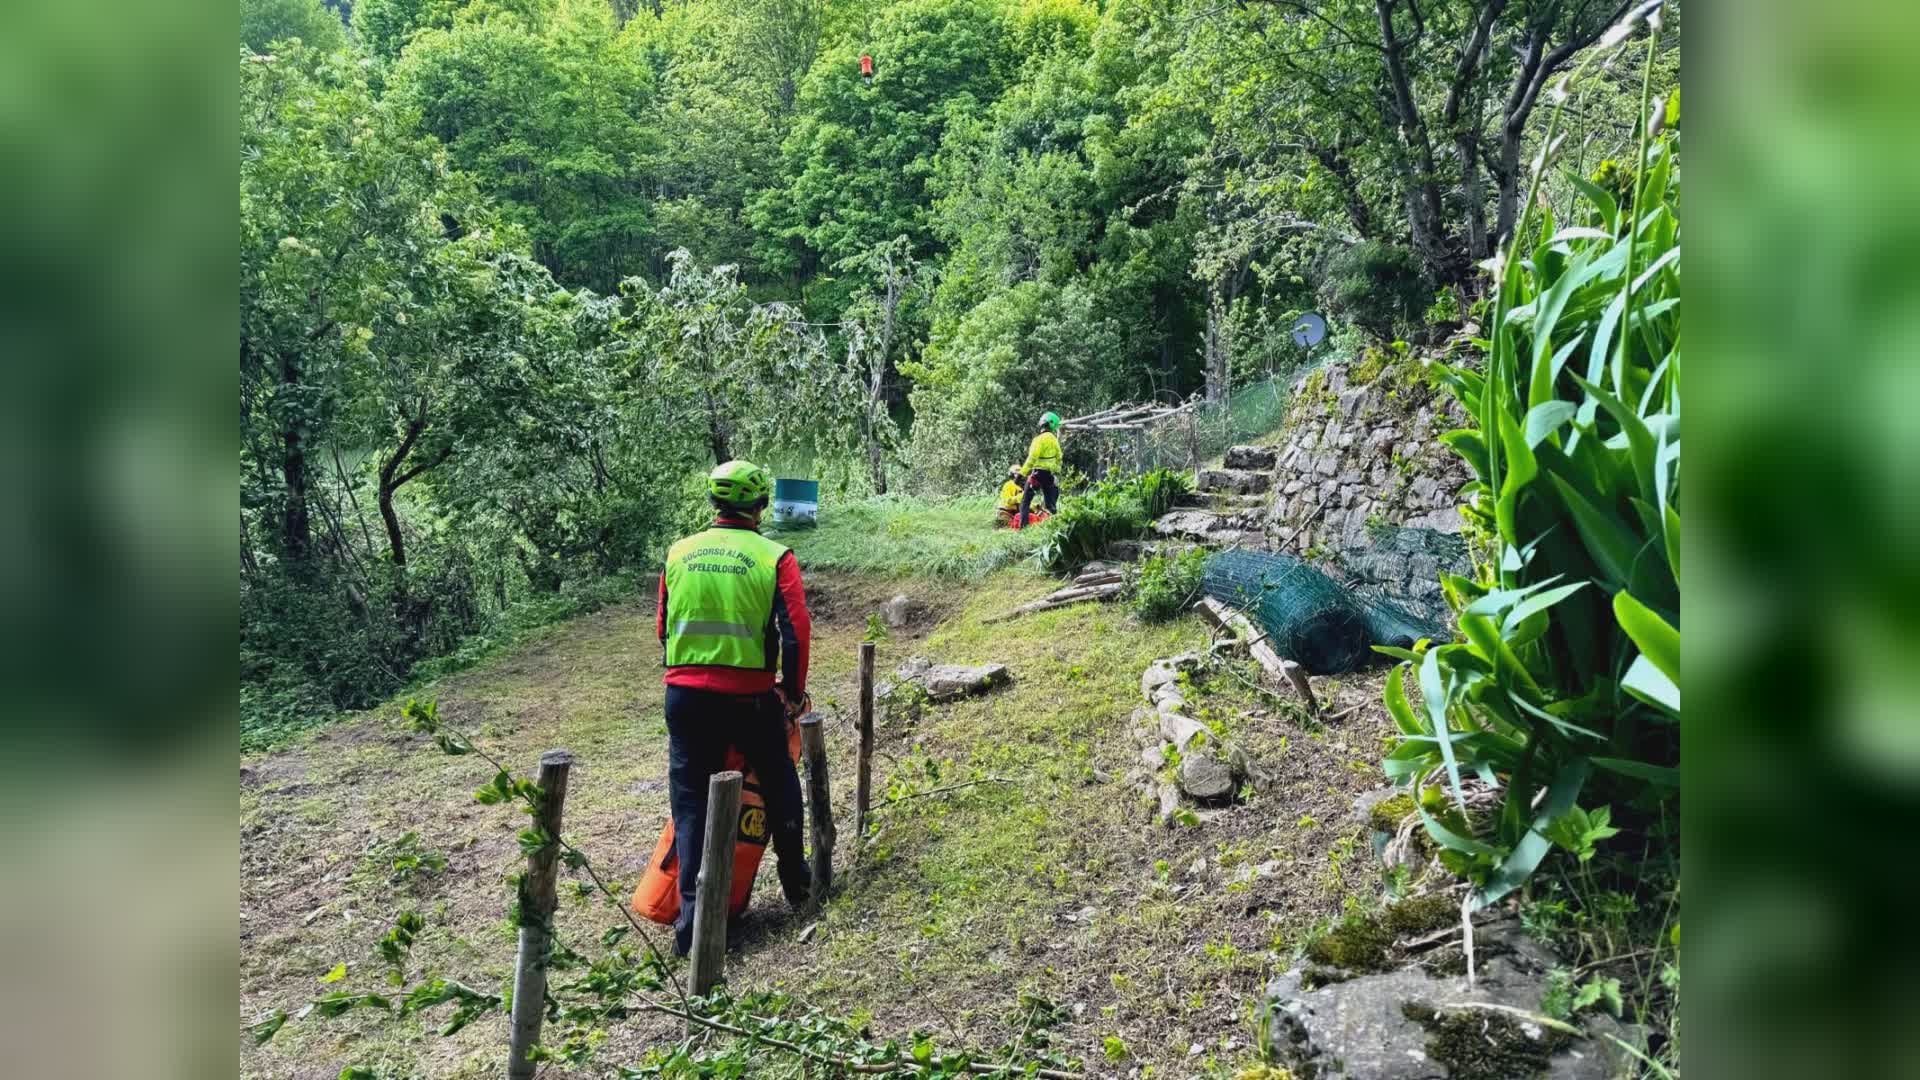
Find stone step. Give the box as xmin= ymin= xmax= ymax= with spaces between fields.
xmin=1152 ymin=511 xmax=1266 ymax=549
xmin=1224 ymin=444 xmax=1279 ymax=470
xmin=1153 ymin=509 xmax=1232 ymax=541
xmin=1196 ymin=467 xmax=1273 ymax=495
xmin=1175 ymin=490 xmax=1269 ymax=511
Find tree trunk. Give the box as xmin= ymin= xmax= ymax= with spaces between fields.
xmin=1458 ymin=130 xmax=1490 ymax=263
xmin=704 ymin=390 xmax=731 ymax=464
xmin=1492 ymin=2 xmax=1631 ymax=248
xmin=1495 ymin=23 xmax=1550 ymax=248
xmin=376 ymin=410 xmax=453 ymax=571
xmin=1311 ymin=143 xmax=1375 ymax=239
xmin=1374 ymin=0 xmax=1457 ymax=287
xmin=278 ymin=352 xmax=312 ymax=562
xmin=1202 ymin=266 xmax=1244 ymax=405
xmin=1443 ymin=0 xmax=1508 ymax=266
xmin=868 ymin=258 xmax=902 ymax=494
xmin=240 ymin=514 xmax=261 ymax=586
xmin=377 ymin=417 xmax=425 ymax=570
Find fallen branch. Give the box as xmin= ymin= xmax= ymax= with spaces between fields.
xmin=984 ymin=583 xmax=1124 ymax=623
xmin=1197 ymin=598 xmax=1320 ymax=715
xmin=639 ymin=1002 xmax=1086 ymax=1079
xmin=1071 ymin=569 xmax=1125 ymax=588
xmin=873 ymin=777 xmax=1013 ymax=809
xmin=1429 ymin=1000 xmax=1585 ymax=1038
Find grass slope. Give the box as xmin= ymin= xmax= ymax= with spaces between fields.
xmin=768 ymin=494 xmax=1048 ymax=577
xmin=240 ymin=569 xmax=1399 ymax=1079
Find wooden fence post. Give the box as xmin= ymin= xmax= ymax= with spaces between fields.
xmin=856 ymin=641 xmax=875 ymax=842
xmin=507 ymin=749 xmax=573 ymax=1080
xmin=799 ymin=713 xmax=834 ymax=910
xmin=688 ymin=770 xmax=744 ymax=996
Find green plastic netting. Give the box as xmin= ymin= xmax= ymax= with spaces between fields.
xmin=1201 ymin=549 xmax=1448 ymax=674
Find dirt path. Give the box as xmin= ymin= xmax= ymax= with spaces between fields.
xmin=241 ymin=570 xmax=1397 ymax=1079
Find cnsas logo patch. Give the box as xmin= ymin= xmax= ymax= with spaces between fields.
xmin=737 ymin=806 xmax=767 ymax=844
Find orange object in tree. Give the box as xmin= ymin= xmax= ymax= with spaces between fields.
xmin=630 ymin=718 xmax=803 ymax=925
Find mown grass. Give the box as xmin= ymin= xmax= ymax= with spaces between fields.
xmin=767 ymin=494 xmax=1050 ymax=578
xmin=241 ymin=568 xmax=1402 ymax=1080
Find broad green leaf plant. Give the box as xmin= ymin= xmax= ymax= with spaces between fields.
xmin=1380 ymin=1 xmax=1679 ymax=911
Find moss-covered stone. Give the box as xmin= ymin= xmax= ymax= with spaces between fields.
xmin=1367 ymin=793 xmax=1416 ymax=834
xmin=1401 ymin=1002 xmax=1570 ymax=1080
xmin=1382 ymin=892 xmax=1457 ymax=935
xmin=1425 ymin=947 xmax=1470 ymax=977
xmin=1305 ymin=912 xmax=1394 ymax=972
xmin=1298 ymin=965 xmax=1354 ymax=990
xmin=1349 ymin=348 xmax=1389 ymax=386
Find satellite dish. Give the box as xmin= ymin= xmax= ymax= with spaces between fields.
xmin=1291 ymin=312 xmax=1328 ymax=348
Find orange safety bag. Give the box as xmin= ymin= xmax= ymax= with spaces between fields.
xmin=630 ymin=719 xmax=802 ymax=926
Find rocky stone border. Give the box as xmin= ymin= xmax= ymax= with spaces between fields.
xmin=1123 ymin=652 xmax=1253 ymax=824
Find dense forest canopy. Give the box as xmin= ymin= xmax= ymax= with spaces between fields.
xmin=240 ymin=0 xmax=1677 ymax=739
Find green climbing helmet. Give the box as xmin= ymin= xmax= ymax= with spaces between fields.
xmin=708 ymin=459 xmax=773 ymax=508
xmin=1040 ymin=411 xmax=1062 ymax=432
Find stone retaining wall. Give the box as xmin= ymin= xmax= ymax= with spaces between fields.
xmin=1260 ymin=355 xmax=1474 ymax=613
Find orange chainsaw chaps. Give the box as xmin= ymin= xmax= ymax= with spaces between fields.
xmin=629 ymin=717 xmax=803 ymax=926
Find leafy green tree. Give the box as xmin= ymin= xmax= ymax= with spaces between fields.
xmin=903 ymin=278 xmax=1122 ymax=490
xmin=354 ymin=0 xmax=545 ymax=59
xmin=388 ymin=4 xmax=659 ymax=290
xmin=837 ymin=236 xmax=930 ymax=493
xmin=243 ymin=43 xmax=639 ymax=722
xmin=925 ymin=0 xmax=1211 ymax=402
xmin=242 ymin=45 xmax=472 ymax=566
xmin=751 ymin=0 xmax=1016 ymax=280
xmin=242 ymin=0 xmax=349 ymax=52
xmin=627 ymin=2 xmax=789 ymax=279
xmin=617 ymin=250 xmax=864 ymax=473
xmin=242 ymin=44 xmax=494 ymax=710
xmin=424 ymin=285 xmax=685 ymax=592
xmin=1175 ymin=0 xmax=1639 ymax=291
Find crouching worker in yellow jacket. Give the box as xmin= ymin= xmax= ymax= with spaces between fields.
xmin=995 ymin=465 xmax=1026 ymax=527
xmin=1016 ymin=412 xmax=1064 ymax=528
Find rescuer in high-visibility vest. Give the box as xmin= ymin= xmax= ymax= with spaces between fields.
xmin=656 ymin=460 xmax=812 ymax=956
xmin=1016 ymin=411 xmax=1064 ymax=529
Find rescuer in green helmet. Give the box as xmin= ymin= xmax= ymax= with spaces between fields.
xmin=656 ymin=459 xmax=812 ymax=955
xmin=1016 ymin=411 xmax=1064 ymax=528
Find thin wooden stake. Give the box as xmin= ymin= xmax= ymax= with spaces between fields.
xmin=856 ymin=642 xmax=875 ymax=843
xmin=799 ymin=713 xmax=835 ymax=911
xmin=507 ymin=748 xmax=573 ymax=1080
xmin=689 ymin=770 xmax=744 ymax=996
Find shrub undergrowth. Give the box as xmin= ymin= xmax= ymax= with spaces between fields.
xmin=1037 ymin=468 xmax=1190 ymax=573
xmin=1132 ymin=548 xmax=1210 ymax=622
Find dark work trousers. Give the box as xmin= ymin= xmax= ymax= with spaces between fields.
xmin=664 ymin=685 xmax=810 ymax=954
xmin=1016 ymin=469 xmax=1060 ymax=528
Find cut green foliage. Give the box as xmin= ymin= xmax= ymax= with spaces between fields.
xmin=1542 ymin=968 xmax=1624 ymax=1021
xmin=1132 ymin=548 xmax=1209 ymax=622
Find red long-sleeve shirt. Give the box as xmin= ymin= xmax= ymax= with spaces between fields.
xmin=657 ymin=517 xmax=811 ymax=696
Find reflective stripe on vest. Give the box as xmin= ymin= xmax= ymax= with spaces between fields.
xmin=663 ymin=526 xmax=790 ymax=671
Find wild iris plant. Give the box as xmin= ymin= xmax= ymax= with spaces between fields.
xmin=1380 ymin=0 xmax=1679 ymax=911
